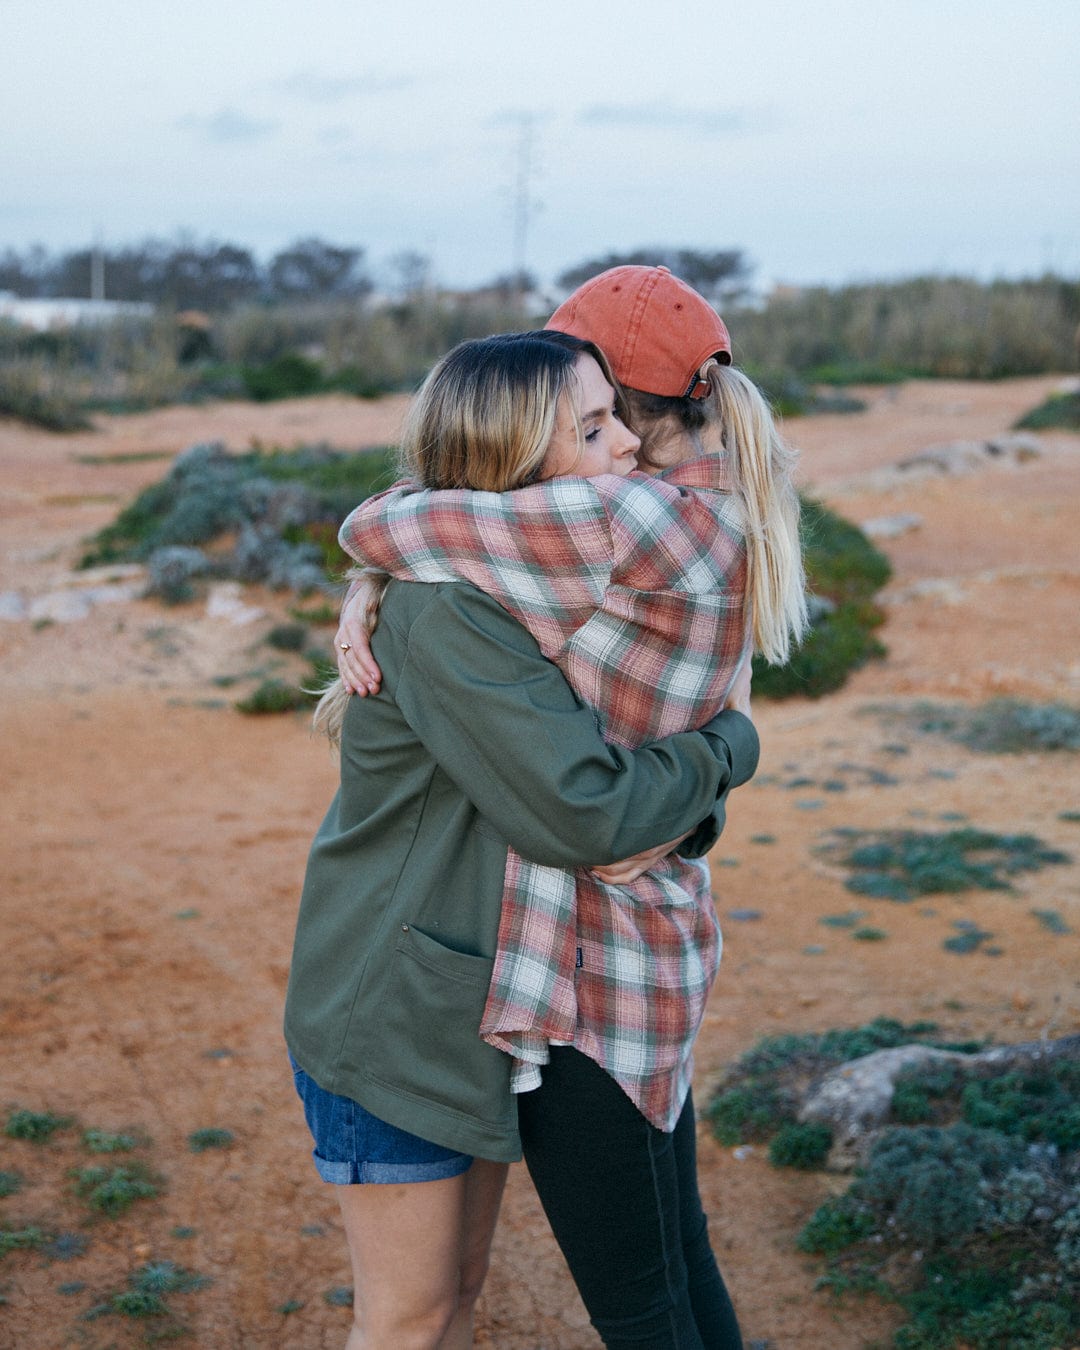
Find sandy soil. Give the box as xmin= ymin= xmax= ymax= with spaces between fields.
xmin=1 ymin=378 xmax=1078 ymax=1348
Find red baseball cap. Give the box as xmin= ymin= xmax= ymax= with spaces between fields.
xmin=548 ymin=265 xmax=732 ymax=399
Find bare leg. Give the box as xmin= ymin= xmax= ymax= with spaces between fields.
xmin=441 ymin=1159 xmax=509 ymax=1350
xmin=336 ymin=1159 xmax=509 ymax=1350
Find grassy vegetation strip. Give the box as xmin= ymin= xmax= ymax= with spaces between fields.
xmin=876 ymin=699 xmax=1080 ymax=754
xmin=81 ymin=440 xmax=396 ymax=574
xmin=1 ymin=1104 xmax=218 ymax=1334
xmin=818 ymin=826 xmax=1071 ymax=901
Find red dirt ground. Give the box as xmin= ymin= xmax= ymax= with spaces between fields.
xmin=1 ymin=378 xmax=1078 ymax=1348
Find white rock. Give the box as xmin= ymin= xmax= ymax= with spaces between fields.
xmin=985 ymin=433 xmax=1042 ymax=461
xmin=898 ymin=441 xmax=989 ymax=475
xmin=28 ymin=590 xmax=93 ymax=623
xmin=206 ymin=582 xmax=265 ymax=626
xmin=0 ymin=591 xmax=27 ymax=620
xmin=861 ymin=513 xmax=924 ymax=539
xmin=898 ymin=434 xmax=1043 ymax=476
xmin=83 ymin=582 xmax=143 ymax=606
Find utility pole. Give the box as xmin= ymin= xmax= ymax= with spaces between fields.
xmin=90 ymin=228 xmax=105 ymax=302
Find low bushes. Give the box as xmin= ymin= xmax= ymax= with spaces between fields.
xmin=753 ymin=496 xmax=891 ymax=699
xmin=707 ymin=1026 xmax=1080 ymax=1348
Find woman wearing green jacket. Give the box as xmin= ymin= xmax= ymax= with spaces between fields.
xmin=285 ymin=332 xmax=758 ymax=1349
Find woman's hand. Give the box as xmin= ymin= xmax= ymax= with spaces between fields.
xmin=724 ymin=651 xmax=753 ymax=720
xmin=590 ymin=832 xmax=689 ymax=886
xmin=335 ymin=573 xmax=385 ymax=695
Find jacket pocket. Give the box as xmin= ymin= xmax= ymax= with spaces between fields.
xmin=366 ymin=924 xmax=512 ymax=1125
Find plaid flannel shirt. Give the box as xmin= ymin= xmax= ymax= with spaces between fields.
xmin=338 ymin=457 xmax=749 ymax=1129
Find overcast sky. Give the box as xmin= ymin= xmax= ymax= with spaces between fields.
xmin=4 ymin=0 xmax=1078 ymax=292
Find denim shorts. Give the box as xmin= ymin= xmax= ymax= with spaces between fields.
xmin=289 ymin=1053 xmax=473 ymax=1184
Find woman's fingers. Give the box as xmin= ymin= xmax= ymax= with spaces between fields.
xmin=336 ymin=582 xmax=384 ymax=694
xmin=590 ymin=833 xmax=687 ymax=885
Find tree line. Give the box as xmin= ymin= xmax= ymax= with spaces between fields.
xmin=0 ymin=238 xmax=374 ymax=311
xmin=0 ymin=237 xmax=753 ymax=313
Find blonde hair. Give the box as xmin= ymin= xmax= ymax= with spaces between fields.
xmin=314 ymin=331 xmax=623 ymax=742
xmin=625 ymin=365 xmax=808 ymax=666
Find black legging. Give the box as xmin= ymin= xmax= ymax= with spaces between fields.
xmin=517 ymin=1047 xmax=743 ymax=1350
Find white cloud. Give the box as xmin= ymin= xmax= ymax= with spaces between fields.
xmin=578 ymin=103 xmax=759 ymax=136
xmin=178 ymin=108 xmax=279 ymax=143
xmin=271 ymin=70 xmax=415 ymax=103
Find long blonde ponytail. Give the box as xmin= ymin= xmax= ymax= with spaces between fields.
xmin=706 ymin=364 xmax=808 ymax=666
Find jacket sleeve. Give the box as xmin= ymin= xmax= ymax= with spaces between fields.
xmin=390 ymin=583 xmax=758 ymax=868
xmin=677 ymin=710 xmax=759 ymax=859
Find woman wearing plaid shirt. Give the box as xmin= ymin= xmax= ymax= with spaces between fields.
xmin=333 ymin=269 xmax=807 ymax=1348
xmin=289 ymin=324 xmax=761 ymax=1350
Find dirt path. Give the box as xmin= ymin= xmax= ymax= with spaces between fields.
xmin=1 ymin=379 xmax=1077 ymax=1347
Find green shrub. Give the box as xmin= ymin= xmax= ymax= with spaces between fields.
xmin=0 ymin=1171 xmax=22 ymax=1198
xmin=894 ymin=698 xmax=1080 ymax=754
xmin=754 ymin=602 xmax=886 ymax=699
xmin=962 ymin=1062 xmax=1080 ymax=1149
xmin=242 ymin=352 xmax=326 ymax=401
xmin=265 ymin=622 xmax=308 ymax=652
xmin=71 ymin=1163 xmax=162 ymax=1216
xmin=1030 ymin=908 xmax=1071 ymax=935
xmin=187 ymin=1127 xmax=234 ymax=1152
xmin=890 ymin=1065 xmax=963 ymax=1126
xmin=894 ymin=1261 xmax=1073 ymax=1350
xmin=82 ymin=1128 xmax=139 ymax=1153
xmin=800 ymin=498 xmax=893 ymax=604
xmin=797 ymin=1196 xmax=876 ymax=1254
xmin=234 ymin=679 xmax=309 ymax=715
xmin=707 ymin=1083 xmax=786 ymax=1146
xmin=0 ymin=1225 xmax=47 ymax=1256
xmin=768 ymin=1121 xmax=833 ymax=1169
xmin=855 ymin=1125 xmax=1019 ymax=1248
xmin=0 ymin=360 xmax=91 ymax=431
xmin=5 ymin=1108 xmax=73 ymax=1142
xmin=822 ymin=826 xmax=1071 ymax=900
xmin=795 ymin=1101 xmax=1080 ymax=1347
xmin=1015 ymin=389 xmax=1080 ymax=431
xmin=707 ymin=1018 xmax=954 ymax=1150
xmin=81 ymin=440 xmax=395 ymax=587
xmin=289 ymin=601 xmax=339 ymax=625
xmin=89 ymin=1260 xmax=211 ymax=1324
xmin=753 ymin=369 xmax=867 ymax=416
xmin=755 ymin=497 xmax=891 ymax=699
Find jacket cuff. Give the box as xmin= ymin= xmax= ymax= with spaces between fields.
xmin=701 ymin=709 xmax=760 ymax=790
xmin=677 ymin=711 xmax=760 ymax=859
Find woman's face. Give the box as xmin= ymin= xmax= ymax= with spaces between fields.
xmin=541 ymin=354 xmax=640 ymax=480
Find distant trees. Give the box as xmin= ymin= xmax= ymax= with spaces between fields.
xmin=556 ymin=248 xmax=751 ymax=308
xmin=0 ymin=237 xmax=372 ymax=310
xmin=266 ymin=238 xmax=371 ymax=302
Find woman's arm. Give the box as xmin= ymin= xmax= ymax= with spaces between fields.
xmin=337 ymin=572 xmax=385 ymax=695
xmin=335 ymin=460 xmax=740 ymax=695
xmin=388 ymin=584 xmax=758 ymax=869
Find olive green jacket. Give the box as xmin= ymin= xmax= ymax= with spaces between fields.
xmin=284 ymin=581 xmax=759 ymax=1161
